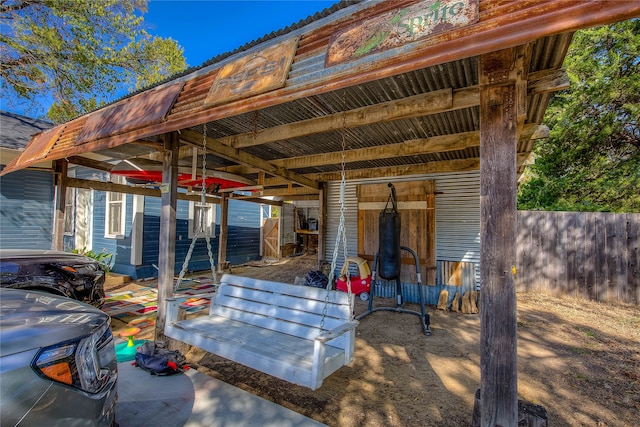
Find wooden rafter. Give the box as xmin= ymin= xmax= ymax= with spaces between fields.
xmin=210 ymin=69 xmax=565 ymax=150
xmin=179 ymin=129 xmax=319 ymax=190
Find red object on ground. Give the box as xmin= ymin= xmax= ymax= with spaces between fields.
xmin=336 ymin=274 xmax=371 ymax=295
xmin=336 ymin=256 xmax=372 ymax=296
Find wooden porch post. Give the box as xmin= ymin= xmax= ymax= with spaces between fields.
xmin=217 ymin=193 xmax=228 ymax=272
xmin=52 ymin=159 xmax=68 ymax=251
xmin=476 ymin=47 xmax=526 ymax=426
xmin=155 ymin=132 xmax=179 ymax=341
xmin=317 ymin=182 xmax=326 ymax=264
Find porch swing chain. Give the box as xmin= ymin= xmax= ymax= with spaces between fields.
xmin=174 ymin=123 xmax=218 ymax=292
xmin=201 ymin=124 xmax=218 ymax=284
xmin=321 ymin=92 xmax=353 ymax=329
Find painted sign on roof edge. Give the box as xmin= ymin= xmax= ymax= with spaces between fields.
xmin=326 ymin=0 xmax=479 ymax=67
xmin=204 ymin=37 xmax=300 ymax=108
xmin=75 ymin=82 xmax=184 ymax=146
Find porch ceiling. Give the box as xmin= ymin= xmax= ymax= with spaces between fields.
xmin=3 ymin=0 xmax=639 ymax=201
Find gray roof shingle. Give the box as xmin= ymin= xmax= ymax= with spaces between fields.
xmin=0 ymin=111 xmax=53 ymax=151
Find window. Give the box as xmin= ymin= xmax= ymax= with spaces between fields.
xmin=189 ymin=202 xmax=215 ymax=238
xmin=105 ymin=176 xmax=126 ymax=238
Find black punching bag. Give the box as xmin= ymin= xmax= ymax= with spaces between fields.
xmin=378 ymin=184 xmax=401 ymax=280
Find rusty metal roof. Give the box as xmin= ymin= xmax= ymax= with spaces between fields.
xmin=3 ymin=0 xmax=639 ymax=200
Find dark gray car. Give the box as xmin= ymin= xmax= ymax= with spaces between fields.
xmin=0 ymin=288 xmax=118 ymax=426
xmin=0 ymin=249 xmax=106 ymax=307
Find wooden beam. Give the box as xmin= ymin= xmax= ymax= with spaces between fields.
xmin=221 ymin=124 xmax=547 ymax=175
xmin=260 ymin=186 xmax=320 ymax=197
xmin=179 ymin=129 xmax=319 ymax=190
xmin=224 ymin=88 xmax=454 ymax=149
xmin=67 ymin=156 xmax=113 ymax=172
xmin=476 ymin=47 xmax=523 ymax=427
xmin=52 ymin=159 xmax=68 ymax=251
xmin=65 ymin=177 xmax=221 ymax=204
xmin=277 ymin=131 xmax=478 ymax=170
xmin=229 ymin=196 xmax=283 ymax=207
xmin=155 ymin=132 xmax=179 ymax=342
xmin=317 ymin=183 xmax=326 ymax=264
xmin=271 ymin=194 xmax=321 ymax=202
xmin=143 ymin=144 xmax=195 ymax=162
xmin=214 ymin=70 xmax=565 ymax=150
xmin=217 ymin=193 xmax=229 ymax=273
xmin=292 ymin=158 xmax=483 ymax=183
xmin=527 ymin=68 xmax=570 ymax=94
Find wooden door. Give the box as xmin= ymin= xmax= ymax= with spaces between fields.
xmin=357 ymin=180 xmax=436 ymax=285
xmin=263 ymin=218 xmax=279 ymax=259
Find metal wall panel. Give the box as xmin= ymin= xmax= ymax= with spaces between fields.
xmin=325 ymin=181 xmax=359 ymax=277
xmin=435 ymin=171 xmax=481 ymax=264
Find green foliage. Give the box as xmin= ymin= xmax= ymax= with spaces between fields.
xmin=71 ymin=247 xmax=113 ymax=273
xmin=1 ymin=0 xmax=186 ymax=123
xmin=518 ymin=20 xmax=640 ymax=212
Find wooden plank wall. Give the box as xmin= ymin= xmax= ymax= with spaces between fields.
xmin=356 ymin=180 xmax=436 ymax=284
xmin=516 ymin=211 xmax=640 ymax=304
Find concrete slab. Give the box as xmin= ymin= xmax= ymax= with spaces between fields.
xmin=116 ymin=362 xmax=327 ymax=427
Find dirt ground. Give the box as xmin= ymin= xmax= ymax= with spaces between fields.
xmin=109 ymin=255 xmax=640 ymax=427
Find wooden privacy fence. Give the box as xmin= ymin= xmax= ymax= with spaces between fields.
xmin=516 ymin=211 xmax=639 ymax=304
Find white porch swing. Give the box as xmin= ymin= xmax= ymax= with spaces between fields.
xmin=165 ymin=108 xmax=358 ymax=390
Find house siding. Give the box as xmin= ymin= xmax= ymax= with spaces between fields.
xmin=0 ymin=168 xmax=54 ymax=249
xmin=139 ymin=197 xmax=261 ymax=279
xmin=65 ymin=167 xmax=258 ymax=279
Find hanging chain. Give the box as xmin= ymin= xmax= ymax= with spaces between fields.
xmin=202 ymin=123 xmax=218 ymax=285
xmin=339 ymin=94 xmax=352 ymax=309
xmin=175 ymin=123 xmax=218 ymax=292
xmin=321 ymin=92 xmax=352 ymax=328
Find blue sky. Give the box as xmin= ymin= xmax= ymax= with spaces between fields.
xmin=144 ymin=0 xmax=337 ymax=68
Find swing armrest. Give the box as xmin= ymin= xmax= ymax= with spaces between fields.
xmin=315 ymin=321 xmax=359 ymax=343
xmin=167 ymin=292 xmax=217 ymax=325
xmin=166 ymin=291 xmax=217 ymax=303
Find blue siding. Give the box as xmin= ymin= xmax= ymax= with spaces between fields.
xmin=91 ymin=189 xmax=130 ymax=274
xmin=0 ymin=168 xmax=53 ymax=249
xmin=0 ymin=163 xmax=261 ymax=278
xmin=104 ymin=195 xmax=261 ymax=279
xmin=225 ymin=199 xmax=261 ymax=265
xmin=68 ymin=168 xmax=134 ymax=275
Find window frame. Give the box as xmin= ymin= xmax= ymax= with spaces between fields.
xmin=63 ymin=185 xmax=75 ymax=236
xmin=104 ymin=175 xmax=127 ymax=239
xmin=188 ymin=201 xmax=216 ymax=239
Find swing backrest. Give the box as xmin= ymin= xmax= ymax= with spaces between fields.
xmin=212 ymin=274 xmax=353 ymax=348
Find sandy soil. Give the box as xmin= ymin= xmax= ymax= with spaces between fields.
xmin=109 ymin=255 xmax=640 ymax=427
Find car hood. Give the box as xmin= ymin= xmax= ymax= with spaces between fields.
xmin=0 ymin=289 xmax=110 ymax=356
xmin=0 ymin=249 xmax=97 ymax=265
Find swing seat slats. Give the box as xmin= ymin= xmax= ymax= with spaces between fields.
xmin=165 ymin=274 xmax=357 ymax=390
